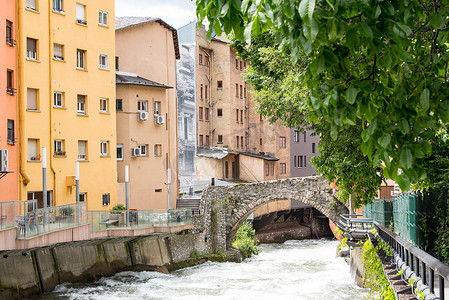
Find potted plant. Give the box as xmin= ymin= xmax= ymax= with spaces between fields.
xmin=109 ymin=204 xmax=125 ymax=224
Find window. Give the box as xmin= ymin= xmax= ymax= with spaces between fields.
xmin=304 ymin=156 xmax=307 ymax=167
xmin=53 ymin=0 xmax=63 ymax=12
xmin=78 ymin=140 xmax=87 ymax=160
xmin=102 ymin=193 xmax=110 ymax=206
xmin=241 ymin=136 xmax=243 ymax=149
xmin=100 ymin=98 xmax=108 ymax=113
xmin=77 ymin=49 xmax=86 ymax=69
xmin=7 ymin=119 xmax=14 ymax=144
xmin=299 ymin=155 xmax=303 ymax=168
xmin=54 ymin=43 xmax=64 ymax=60
xmin=217 ymin=108 xmax=222 ymax=117
xmin=154 ymin=144 xmax=162 ymax=156
xmin=27 ymin=38 xmax=37 ymax=60
xmin=200 ymin=84 xmax=203 ymax=99
xmin=240 ymin=61 xmax=243 ymax=70
xmin=218 ymin=135 xmax=223 ymax=144
xmin=236 ymin=136 xmax=239 ymax=148
xmin=77 ymin=95 xmax=86 ymax=114
xmin=205 ymin=85 xmax=208 ymax=100
xmin=76 ymin=4 xmax=86 ymax=25
xmin=28 ymin=139 xmax=39 ymax=160
xmin=260 ymin=138 xmax=262 ymax=146
xmin=138 ymin=144 xmax=148 ymax=156
xmin=204 ymin=55 xmax=209 ymax=66
xmin=79 ymin=193 xmax=86 ymax=202
xmin=115 ymin=56 xmax=119 ymax=71
xmin=265 ymin=163 xmax=269 ymax=176
xmin=280 ymin=163 xmax=286 ymax=175
xmin=100 ymin=141 xmax=109 ymax=156
xmin=280 ymin=137 xmax=286 ymax=148
xmin=244 ymin=86 xmax=247 ymax=98
xmin=244 ymin=61 xmax=247 ymax=68
xmin=54 ymin=140 xmax=64 ymax=156
xmin=154 ymin=101 xmax=161 ymax=115
xmin=99 ymin=10 xmax=108 ymax=26
xmin=240 ymin=85 xmax=243 ymax=98
xmin=199 ymin=54 xmax=203 ymax=64
xmin=116 ymin=144 xmax=123 ymax=161
xmin=199 ymin=135 xmax=204 ymax=146
xmin=205 ymin=107 xmax=209 ymax=121
xmin=27 ymin=88 xmax=38 ymax=110
xmin=199 ymin=107 xmax=203 ymax=120
xmin=137 ymin=100 xmax=148 ymax=112
xmin=7 ymin=69 xmax=14 ymax=95
xmin=236 ymin=109 xmax=239 ymax=123
xmin=294 ymin=155 xmax=297 ymax=168
xmin=116 ymin=99 xmax=123 ymax=111
xmin=99 ymin=54 xmax=108 ymax=69
xmin=260 ymin=114 xmax=263 ymax=121
xmin=205 ymin=135 xmax=209 ymax=146
xmin=304 ymin=131 xmax=307 ymax=142
xmin=240 ymin=110 xmax=243 ymax=124
xmin=294 ymin=130 xmax=300 ymax=143
xmin=312 ymin=142 xmax=316 ymax=153
xmin=26 ymin=0 xmax=37 ymax=11
xmin=271 ymin=163 xmax=274 ymax=176
xmin=54 ymin=92 xmax=63 ymax=107
xmin=217 ymin=80 xmax=223 ymax=88
xmin=6 ymin=20 xmax=14 ymax=45
xmin=235 ymin=58 xmax=238 ymax=69
xmin=235 ymin=83 xmax=238 ymax=97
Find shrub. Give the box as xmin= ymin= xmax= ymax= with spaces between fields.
xmin=232 ymin=221 xmax=261 ymax=258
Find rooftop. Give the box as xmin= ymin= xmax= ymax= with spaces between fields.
xmin=116 ymin=72 xmax=172 ymax=89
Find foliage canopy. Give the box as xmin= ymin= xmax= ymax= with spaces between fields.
xmin=196 ymin=0 xmax=449 ymax=191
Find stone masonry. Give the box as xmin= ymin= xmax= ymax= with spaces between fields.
xmin=198 ymin=176 xmax=348 ymax=251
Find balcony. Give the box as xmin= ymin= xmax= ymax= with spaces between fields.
xmin=76 ymin=19 xmax=87 ymax=25
xmin=6 ymin=87 xmax=16 ymax=96
xmin=6 ymin=37 xmax=16 ymax=46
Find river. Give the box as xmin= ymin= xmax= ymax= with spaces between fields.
xmin=39 ymin=239 xmax=367 ymax=300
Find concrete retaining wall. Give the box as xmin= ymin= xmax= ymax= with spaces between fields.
xmin=0 ymin=233 xmax=207 ymax=299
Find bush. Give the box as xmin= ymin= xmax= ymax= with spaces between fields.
xmin=232 ymin=221 xmax=261 ymax=258
xmin=59 ymin=206 xmax=74 ymax=216
xmin=110 ymin=203 xmax=126 ymax=214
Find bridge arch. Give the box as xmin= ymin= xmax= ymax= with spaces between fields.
xmin=200 ymin=176 xmax=348 ymax=251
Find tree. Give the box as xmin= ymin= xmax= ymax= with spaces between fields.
xmin=196 ymin=0 xmax=449 ymax=191
xmin=233 ymin=32 xmax=383 ymax=207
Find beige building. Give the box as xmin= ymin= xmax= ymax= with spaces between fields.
xmin=115 ymin=18 xmax=179 ymax=209
xmin=177 ymin=23 xmax=290 ymax=184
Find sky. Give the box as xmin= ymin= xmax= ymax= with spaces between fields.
xmin=115 ymin=0 xmax=198 ymax=29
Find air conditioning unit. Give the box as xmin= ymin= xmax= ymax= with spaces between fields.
xmin=155 ymin=115 xmax=165 ymax=125
xmin=138 ymin=111 xmax=149 ymax=121
xmin=131 ymin=148 xmax=141 ymax=157
xmin=0 ymin=149 xmax=8 ymax=172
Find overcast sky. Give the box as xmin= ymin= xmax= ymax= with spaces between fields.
xmin=115 ymin=0 xmax=197 ymax=29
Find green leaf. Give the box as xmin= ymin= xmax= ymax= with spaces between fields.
xmin=298 ymin=0 xmax=316 ymax=25
xmin=400 ymin=147 xmax=413 ymax=170
xmin=380 ymin=133 xmax=391 ymax=148
xmin=359 ymin=22 xmax=373 ymax=38
xmin=310 ymin=55 xmax=325 ymax=75
xmin=398 ymin=119 xmax=410 ymax=134
xmin=397 ymin=172 xmax=411 ymax=191
xmin=323 ymin=48 xmax=339 ymax=65
xmin=346 ymin=87 xmax=358 ymax=104
xmin=420 ymin=88 xmax=430 ymax=110
xmin=221 ymin=2 xmax=230 ymax=16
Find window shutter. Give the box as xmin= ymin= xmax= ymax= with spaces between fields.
xmin=76 ymin=4 xmax=85 ymax=20
xmin=54 ymin=44 xmax=63 ymax=58
xmin=27 ymin=38 xmax=36 ymax=52
xmin=27 ymin=88 xmax=37 ymax=110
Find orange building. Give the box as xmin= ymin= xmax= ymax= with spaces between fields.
xmin=0 ymin=0 xmax=18 ymax=201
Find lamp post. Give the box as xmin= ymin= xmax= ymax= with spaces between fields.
xmin=125 ymin=165 xmax=129 ymax=227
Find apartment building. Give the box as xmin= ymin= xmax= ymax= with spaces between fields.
xmin=177 ymin=22 xmax=291 ymax=185
xmin=115 ymin=17 xmax=179 ymax=209
xmin=0 ymin=0 xmax=18 ymax=202
xmin=18 ymin=0 xmax=117 ymax=209
xmin=290 ymin=129 xmax=319 ymax=177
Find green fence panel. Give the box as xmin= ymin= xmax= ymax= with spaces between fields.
xmin=363 ymin=198 xmax=393 ymax=227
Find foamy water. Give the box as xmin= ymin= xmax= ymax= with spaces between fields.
xmin=39 ymin=239 xmax=367 ymax=300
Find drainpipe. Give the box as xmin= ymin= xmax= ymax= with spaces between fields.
xmin=48 ymin=0 xmax=56 ymax=206
xmin=18 ymin=0 xmax=31 ymax=190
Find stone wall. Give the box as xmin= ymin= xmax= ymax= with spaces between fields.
xmin=0 ymin=233 xmax=208 ymax=299
xmin=198 ymin=176 xmax=348 ymax=251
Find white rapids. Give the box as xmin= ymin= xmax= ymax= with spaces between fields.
xmin=39 ymin=239 xmax=367 ymax=300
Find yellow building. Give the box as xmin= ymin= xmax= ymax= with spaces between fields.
xmin=18 ymin=0 xmax=117 ymax=210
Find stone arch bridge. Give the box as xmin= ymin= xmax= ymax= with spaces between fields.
xmin=196 ymin=176 xmax=348 ymax=252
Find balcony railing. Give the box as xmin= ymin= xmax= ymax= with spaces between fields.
xmin=6 ymin=87 xmax=16 ymax=95
xmin=6 ymin=37 xmax=16 ymax=46
xmin=0 ymin=200 xmax=37 ymax=231
xmin=76 ymin=19 xmax=87 ymax=25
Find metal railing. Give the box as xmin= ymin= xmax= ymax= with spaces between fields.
xmin=376 ymin=223 xmax=449 ymax=300
xmin=339 ymin=214 xmax=375 ymax=235
xmin=88 ymin=209 xmax=192 ymax=232
xmin=16 ymin=203 xmax=87 ymax=238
